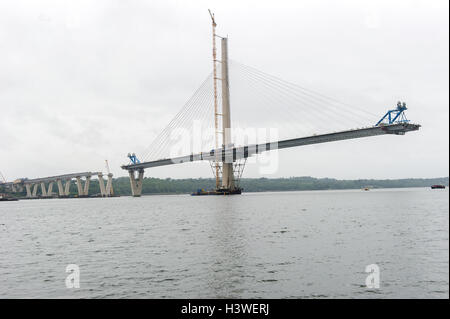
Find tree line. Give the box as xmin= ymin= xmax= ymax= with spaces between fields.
xmin=2 ymin=176 xmax=448 ymax=197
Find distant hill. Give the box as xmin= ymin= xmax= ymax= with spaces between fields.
xmin=2 ymin=176 xmax=448 ymax=197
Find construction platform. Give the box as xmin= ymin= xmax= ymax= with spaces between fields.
xmin=191 ymin=188 xmax=243 ymax=196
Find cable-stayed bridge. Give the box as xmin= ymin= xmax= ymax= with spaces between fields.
xmin=0 ymin=12 xmax=421 ymax=200
xmin=0 ymin=11 xmax=421 ymax=199
xmin=121 ymin=12 xmax=420 ymax=197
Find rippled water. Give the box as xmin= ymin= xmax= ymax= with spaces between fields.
xmin=0 ymin=187 xmax=448 ymax=298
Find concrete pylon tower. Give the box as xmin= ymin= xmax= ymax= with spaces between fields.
xmin=220 ymin=37 xmax=235 ymax=190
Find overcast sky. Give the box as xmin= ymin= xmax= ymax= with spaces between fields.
xmin=0 ymin=0 xmax=448 ymax=181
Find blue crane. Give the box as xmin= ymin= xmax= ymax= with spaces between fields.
xmin=127 ymin=153 xmax=141 ymax=165
xmin=376 ymin=101 xmax=410 ymax=126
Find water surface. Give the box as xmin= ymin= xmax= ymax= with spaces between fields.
xmin=0 ymin=188 xmax=448 ymax=298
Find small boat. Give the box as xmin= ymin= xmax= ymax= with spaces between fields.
xmin=431 ymin=185 xmax=446 ymax=189
xmin=191 ymin=188 xmax=242 ymax=196
xmin=0 ymin=194 xmax=18 ymax=201
xmin=363 ymin=187 xmax=370 ymax=191
xmin=191 ymin=189 xmax=212 ymax=196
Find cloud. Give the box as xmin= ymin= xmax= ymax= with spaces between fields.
xmin=0 ymin=0 xmax=448 ymax=180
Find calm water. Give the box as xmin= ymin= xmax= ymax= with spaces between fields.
xmin=0 ymin=188 xmax=448 ymax=299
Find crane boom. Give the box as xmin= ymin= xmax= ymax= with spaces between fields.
xmin=0 ymin=171 xmax=6 ymax=183
xmin=105 ymin=160 xmax=111 ymax=175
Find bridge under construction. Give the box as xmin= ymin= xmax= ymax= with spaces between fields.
xmin=0 ymin=11 xmax=421 ymax=199
xmin=120 ymin=11 xmax=420 ymax=197
xmin=1 ymin=171 xmax=114 ymax=199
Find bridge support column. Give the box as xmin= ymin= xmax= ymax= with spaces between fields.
xmin=222 ymin=163 xmax=234 ymax=189
xmin=47 ymin=182 xmax=54 ymax=197
xmin=25 ymin=184 xmax=32 ymax=198
xmin=98 ymin=173 xmax=107 ymax=197
xmin=40 ymin=182 xmax=47 ymax=197
xmin=76 ymin=177 xmax=83 ymax=196
xmin=32 ymin=184 xmax=38 ymax=197
xmin=83 ymin=175 xmax=91 ymax=196
xmin=106 ymin=173 xmax=114 ymax=196
xmin=57 ymin=180 xmax=64 ymax=196
xmin=129 ymin=169 xmax=144 ymax=197
xmin=98 ymin=173 xmax=114 ymax=197
xmin=64 ymin=180 xmax=71 ymax=196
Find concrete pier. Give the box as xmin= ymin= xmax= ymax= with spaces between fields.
xmin=98 ymin=173 xmax=114 ymax=197
xmin=129 ymin=169 xmax=144 ymax=197
xmin=57 ymin=180 xmax=64 ymax=196
xmin=25 ymin=184 xmax=32 ymax=198
xmin=40 ymin=182 xmax=47 ymax=197
xmin=32 ymin=184 xmax=38 ymax=197
xmin=106 ymin=173 xmax=114 ymax=196
xmin=98 ymin=173 xmax=107 ymax=196
xmin=64 ymin=180 xmax=71 ymax=196
xmin=83 ymin=175 xmax=91 ymax=196
xmin=73 ymin=175 xmax=91 ymax=196
xmin=76 ymin=177 xmax=83 ymax=196
xmin=47 ymin=182 xmax=54 ymax=196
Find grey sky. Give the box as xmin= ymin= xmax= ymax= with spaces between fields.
xmin=0 ymin=0 xmax=448 ymax=180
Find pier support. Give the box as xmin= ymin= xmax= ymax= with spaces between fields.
xmin=98 ymin=173 xmax=114 ymax=197
xmin=47 ymin=182 xmax=54 ymax=197
xmin=57 ymin=180 xmax=64 ymax=196
xmin=64 ymin=180 xmax=71 ymax=196
xmin=26 ymin=184 xmax=32 ymax=198
xmin=76 ymin=177 xmax=83 ymax=196
xmin=83 ymin=175 xmax=91 ymax=196
xmin=40 ymin=182 xmax=47 ymax=197
xmin=32 ymin=184 xmax=38 ymax=197
xmin=129 ymin=169 xmax=144 ymax=197
xmin=106 ymin=173 xmax=114 ymax=196
xmin=76 ymin=176 xmax=90 ymax=196
xmin=98 ymin=173 xmax=107 ymax=196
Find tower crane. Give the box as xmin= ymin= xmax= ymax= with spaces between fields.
xmin=0 ymin=171 xmax=6 ymax=184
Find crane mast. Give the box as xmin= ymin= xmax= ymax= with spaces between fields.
xmin=0 ymin=171 xmax=6 ymax=183
xmin=208 ymin=9 xmax=221 ymax=189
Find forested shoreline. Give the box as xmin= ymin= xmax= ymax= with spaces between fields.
xmin=3 ymin=176 xmax=447 ymax=197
